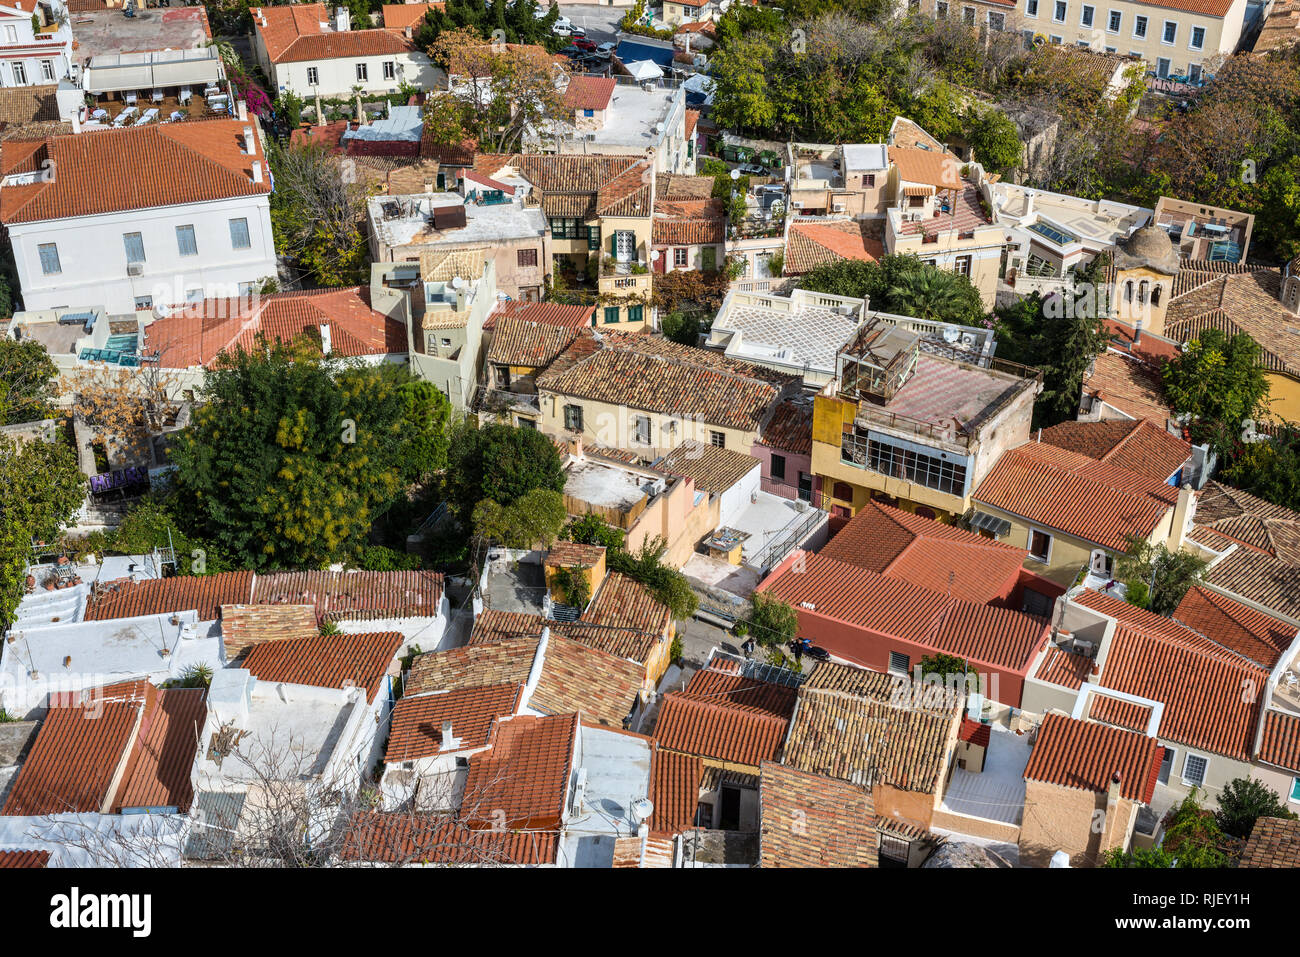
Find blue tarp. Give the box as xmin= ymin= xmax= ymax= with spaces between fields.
xmin=615 ymin=39 xmax=674 ymax=72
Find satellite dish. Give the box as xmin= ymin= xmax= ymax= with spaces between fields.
xmin=729 ymin=168 xmax=740 ymax=181
xmin=650 ymin=249 xmax=660 ymax=261
xmin=451 ymin=276 xmax=465 ymax=290
xmin=631 ymin=798 xmax=654 ymax=824
xmin=942 ymin=326 xmax=961 ymax=344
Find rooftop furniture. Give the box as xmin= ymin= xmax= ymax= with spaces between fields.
xmin=113 ymin=107 xmax=139 ymax=127
xmin=134 ymin=108 xmax=159 ymax=126
xmin=124 ymin=90 xmax=138 ymax=107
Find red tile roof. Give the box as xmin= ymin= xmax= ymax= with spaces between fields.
xmin=758 ymin=762 xmax=878 ymax=867
xmin=654 ymin=663 xmax=796 ymax=767
xmin=0 ymin=850 xmax=49 ymax=867
xmin=114 ymin=688 xmax=206 ymax=813
xmin=1086 ymin=692 xmax=1154 ymax=733
xmin=1038 ymin=418 xmax=1190 ymax=485
xmin=1082 ymin=350 xmax=1173 ymax=423
xmin=1172 ymin=585 xmax=1296 ymax=669
xmin=485 ymin=300 xmax=594 ymax=332
xmin=486 ymin=316 xmax=579 ymax=369
xmin=1024 ymin=713 xmax=1163 ymax=803
xmin=959 ymin=717 xmax=991 ymax=748
xmin=586 ymin=572 xmax=673 ymax=640
xmin=385 ymin=683 xmax=522 ymax=761
xmin=763 ymin=553 xmax=1049 ymax=673
xmin=973 ymin=440 xmax=1180 ymax=551
xmin=241 ymin=631 xmax=403 ymax=702
xmin=785 ymin=220 xmax=883 ymax=274
xmin=648 ymin=747 xmax=702 ymax=836
xmin=527 ymin=633 xmax=644 ymax=727
xmin=461 ymin=713 xmax=577 ymax=830
xmin=563 ymin=75 xmax=617 ymax=112
xmin=85 ymin=571 xmax=254 ymax=622
xmin=0 ymin=120 xmax=271 ymax=225
xmin=821 ymin=500 xmax=1026 ymax=605
xmin=756 ymin=397 xmax=812 ymax=455
xmin=253 ymin=4 xmax=418 ymax=62
xmin=251 ymin=569 xmax=445 ymax=621
xmin=145 ymin=287 xmax=408 ymax=368
xmin=1240 ymin=816 xmax=1300 ymax=868
xmin=652 ymin=197 xmax=726 ymax=246
xmin=381 ymin=2 xmax=443 ymax=31
xmin=219 ymin=603 xmax=319 ymax=661
xmin=469 ymin=608 xmax=660 ymax=666
xmin=1034 ymin=646 xmax=1092 ymax=690
xmin=1258 ymin=710 xmax=1300 ymax=775
xmin=339 ymin=810 xmax=559 ymax=865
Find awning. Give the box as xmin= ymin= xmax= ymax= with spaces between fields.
xmin=969 ymin=510 xmax=1012 ymax=537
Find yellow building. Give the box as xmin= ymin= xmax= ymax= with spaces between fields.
xmin=810 ymin=319 xmax=1041 ymax=521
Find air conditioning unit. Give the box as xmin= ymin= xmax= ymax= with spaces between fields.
xmin=127 ymin=263 xmax=144 ymax=277
xmin=1073 ymin=639 xmax=1095 ymax=657
xmin=791 ymin=201 xmax=803 ymax=209
xmin=832 ymin=203 xmax=845 ymax=212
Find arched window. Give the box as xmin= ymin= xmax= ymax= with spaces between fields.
xmin=1124 ymin=280 xmax=1134 ymax=303
xmin=1137 ymin=280 xmax=1149 ymax=305
xmin=1150 ymin=284 xmax=1162 ymax=306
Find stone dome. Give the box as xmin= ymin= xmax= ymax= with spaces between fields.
xmin=1113 ymin=223 xmax=1180 ymax=275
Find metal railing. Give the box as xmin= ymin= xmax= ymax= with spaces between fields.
xmin=751 ymin=505 xmax=825 ymax=575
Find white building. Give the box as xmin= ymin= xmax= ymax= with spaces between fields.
xmin=0 ymin=0 xmax=74 ymax=87
xmin=251 ymin=3 xmax=439 ymax=99
xmin=0 ymin=116 xmax=277 ymax=314
xmin=545 ymin=77 xmax=694 ymax=176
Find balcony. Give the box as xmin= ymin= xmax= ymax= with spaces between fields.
xmin=598 ymin=258 xmax=651 ymax=295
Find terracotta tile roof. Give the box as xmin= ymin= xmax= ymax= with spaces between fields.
xmin=462 ymin=713 xmax=577 ymax=830
xmin=652 ymin=197 xmax=725 ymax=245
xmin=765 ymin=553 xmax=1050 ymax=672
xmin=146 ymin=287 xmax=408 ymax=368
xmin=1083 ymin=350 xmax=1172 ymax=423
xmin=1258 ymin=710 xmax=1300 ymax=774
xmin=958 ymin=716 xmax=991 ymax=747
xmin=656 ymin=173 xmax=714 ymax=200
xmin=802 ymin=660 xmax=899 ymax=698
xmin=612 ymin=832 xmax=674 ymax=866
xmin=385 ymin=683 xmax=522 ymax=761
xmin=538 ymin=332 xmax=796 ymax=432
xmin=785 ymin=220 xmax=883 ymax=274
xmin=486 ymin=316 xmax=579 ymax=369
xmin=784 ymin=687 xmax=957 ymax=792
xmin=253 ymin=4 xmax=417 ymax=63
xmin=85 ymin=571 xmax=254 ymax=622
xmin=406 ymin=636 xmax=538 ymax=695
xmin=563 ymin=75 xmax=617 ymax=111
xmin=1195 ymin=481 xmax=1300 ymax=563
xmin=1038 ymin=418 xmax=1190 ymax=485
xmin=758 ymin=762 xmax=878 ymax=867
xmin=339 ymin=810 xmax=559 ymax=865
xmin=1024 ymin=713 xmax=1162 ymax=803
xmin=656 ymin=440 xmax=759 ymax=495
xmin=655 ymin=663 xmax=796 ymax=767
xmin=649 ymin=748 xmax=702 ymax=835
xmin=1172 ymin=586 xmax=1296 ymax=670
xmin=888 ymin=146 xmax=962 ymax=190
xmin=114 ymin=688 xmax=206 ymax=813
xmin=485 ymin=300 xmax=594 ymax=332
xmin=251 ymin=569 xmax=445 ymax=621
xmin=756 ymin=397 xmax=812 ymax=455
xmin=1240 ymin=816 xmax=1300 ymax=868
xmin=381 ymin=2 xmax=443 ymax=31
xmin=1074 ymin=589 xmax=1249 ymax=661
xmin=0 ymin=120 xmax=271 ymax=225
xmin=586 ymin=572 xmax=673 ymax=640
xmin=897 ymin=182 xmax=992 ymax=239
xmin=1034 ymin=646 xmax=1092 ymax=690
xmin=528 ymin=633 xmax=644 ymax=727
xmin=219 ymin=604 xmax=318 ymax=661
xmin=479 ymin=153 xmax=654 ymax=222
xmin=470 ymin=608 xmax=661 ymax=665
xmin=973 ymin=440 xmax=1179 ymax=551
xmin=0 ymin=85 xmax=60 ymax=126
xmin=544 ymin=543 xmax=604 ymax=572
xmin=1086 ymin=692 xmax=1153 ymax=733
xmin=821 ymin=500 xmax=1026 ymax=605
xmin=0 ymin=850 xmax=49 ymax=867
xmin=241 ymin=631 xmax=403 ymax=702
xmin=1166 ymin=264 xmax=1300 ymax=379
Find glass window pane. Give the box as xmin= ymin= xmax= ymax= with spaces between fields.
xmin=229 ymin=218 xmax=251 ymax=250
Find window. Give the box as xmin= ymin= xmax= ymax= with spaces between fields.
xmin=563 ymin=404 xmax=583 ymax=432
xmin=770 ymin=453 xmax=786 ymax=481
xmin=2 ymin=25 xmax=14 ymax=43
xmin=1080 ymin=4 xmax=1093 ymax=26
xmin=1181 ymin=753 xmax=1208 ymax=788
xmin=175 ymin=225 xmax=198 ymax=257
xmin=37 ymin=242 xmax=60 ymax=275
xmin=709 ymin=430 xmax=725 ymax=449
xmin=1105 ymin=45 xmax=1117 ymax=52
xmin=355 ymin=63 xmax=368 ymax=82
xmin=229 ymin=217 xmax=251 ymax=250
xmin=1190 ymin=25 xmax=1205 ymax=49
xmin=1133 ymin=15 xmax=1147 ymax=37
xmin=988 ymin=11 xmax=1005 ymax=29
xmin=1077 ymin=39 xmax=1091 ymax=47
xmin=797 ymin=471 xmax=812 ymax=501
xmin=851 ymin=433 xmax=968 ymax=496
xmin=307 ymin=66 xmax=319 ymax=86
xmin=134 ymin=296 xmax=153 ymax=310
xmin=1107 ymin=9 xmax=1121 ymax=31
xmin=549 ymin=218 xmax=580 ymax=239
xmin=583 ymin=108 xmax=594 ymax=118
xmin=1026 ymin=0 xmax=1038 ymax=15
xmin=40 ymin=60 xmax=53 ymax=82
xmin=1157 ymin=748 xmax=1175 ymax=785
xmin=634 ymin=415 xmax=652 ymax=445
xmin=963 ymin=5 xmax=976 ymax=24
xmin=383 ymin=61 xmax=396 ymax=80
xmin=1028 ymin=528 xmax=1052 ymax=562
xmin=954 ymin=255 xmax=972 ymax=277
xmin=888 ymin=651 xmax=910 ymax=676
xmin=587 ymin=225 xmax=600 ymax=250
xmin=1156 ymin=57 xmax=1171 ymax=78
xmin=627 ymin=304 xmax=643 ymax=324
xmin=122 ymin=232 xmax=145 ymax=263
xmin=674 ymin=247 xmax=689 ymax=267
xmin=603 ymin=306 xmax=620 ymax=324
xmin=517 ymin=247 xmax=538 ymax=268
xmin=1290 ymin=777 xmax=1300 ymax=803
xmin=936 ymin=0 xmax=948 ymax=17
xmin=1049 ymin=34 xmax=1062 ymax=43
xmin=1188 ymin=62 xmax=1202 ymax=83
xmin=11 ymin=62 xmax=25 ymax=84
xmin=1162 ymin=20 xmax=1176 ymax=43
xmin=1090 ymin=549 xmax=1114 ymax=578
xmin=1053 ymin=1 xmax=1066 ymax=22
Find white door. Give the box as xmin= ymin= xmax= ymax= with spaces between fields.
xmin=615 ymin=230 xmax=635 ymax=262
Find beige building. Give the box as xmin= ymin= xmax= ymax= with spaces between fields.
xmin=547 ymin=76 xmax=694 ymax=177
xmin=788 ymin=142 xmax=891 ymax=218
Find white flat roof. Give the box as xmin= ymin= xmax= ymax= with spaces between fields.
xmin=369 ymin=193 xmax=547 ymax=250
xmin=564 ymin=458 xmax=654 ymax=512
xmin=713 ymin=297 xmax=860 ymax=377
xmin=842 ymin=143 xmax=888 ymax=171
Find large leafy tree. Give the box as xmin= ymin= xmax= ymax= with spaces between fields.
xmin=799 ymin=254 xmax=984 ymax=324
xmin=1223 ymin=424 xmax=1300 ymax=511
xmin=963 ymin=105 xmax=1022 ymax=173
xmin=1102 ymin=793 xmax=1232 ymax=868
xmin=1162 ymin=329 xmax=1269 ymax=452
xmin=168 ymin=337 xmax=433 ymax=570
xmin=1116 ymin=535 xmax=1207 ymax=616
xmin=1215 ymin=777 xmax=1297 ymax=840
xmin=0 ymin=338 xmax=59 ymax=426
xmin=444 ymin=422 xmax=565 ymax=518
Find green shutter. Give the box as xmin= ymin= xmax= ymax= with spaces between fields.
xmin=628 ymin=305 xmax=643 ymax=324
xmin=702 ymin=246 xmax=716 ymax=271
xmin=609 ymin=231 xmax=618 ymax=256
xmin=588 ymin=226 xmax=600 ymax=250
xmin=604 ymin=306 xmax=620 ymax=324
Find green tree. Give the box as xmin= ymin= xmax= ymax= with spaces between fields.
xmin=1115 ymin=535 xmax=1207 ymax=617
xmin=563 ymin=512 xmax=626 ymax=552
xmin=606 ymin=537 xmax=698 ymax=619
xmin=396 ymin=376 xmax=452 ymax=483
xmin=0 ymin=338 xmax=59 ymax=426
xmin=1163 ymin=329 xmax=1269 ymax=452
xmin=168 ymin=337 xmax=411 ymax=570
xmin=1102 ymin=792 xmax=1231 ymax=868
xmin=964 ymin=105 xmax=1022 ymax=172
xmin=471 ymin=488 xmax=567 ymax=549
xmin=444 ymin=423 xmax=565 ymax=517
xmin=885 ymin=267 xmax=984 ymax=324
xmin=745 ymin=592 xmax=799 ymax=648
xmin=918 ymin=653 xmax=969 ymax=681
xmin=113 ymin=499 xmax=227 ymax=576
xmin=1223 ymin=425 xmax=1300 ymax=511
xmin=1215 ymin=777 xmax=1297 ymax=840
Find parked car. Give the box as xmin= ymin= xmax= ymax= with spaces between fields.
xmin=559 ymin=45 xmax=583 ymax=57
xmin=573 ymin=37 xmax=598 ymax=52
xmin=570 ymin=25 xmax=586 ymax=37
xmin=595 ymin=41 xmax=616 ymax=59
xmin=552 ymin=17 xmax=574 ymax=34
xmin=736 ymin=163 xmax=768 ymax=176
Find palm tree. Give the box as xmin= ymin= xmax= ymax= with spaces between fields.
xmin=885 ymin=268 xmax=971 ymax=322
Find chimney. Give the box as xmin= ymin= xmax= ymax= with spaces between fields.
xmin=1106 ymin=772 xmax=1121 ymax=808
xmin=1133 ymin=319 xmax=1143 ymax=346
xmin=319 ymin=322 xmax=332 ymax=355
xmin=251 ymin=160 xmax=263 ymax=184
xmin=440 ymin=719 xmax=462 ymax=751
xmin=237 ymin=98 xmax=248 ymax=122
xmin=1023 ymin=191 xmax=1034 ymax=219
xmin=71 ymin=111 xmax=80 ymax=134
xmin=242 ymin=125 xmax=255 ymax=155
